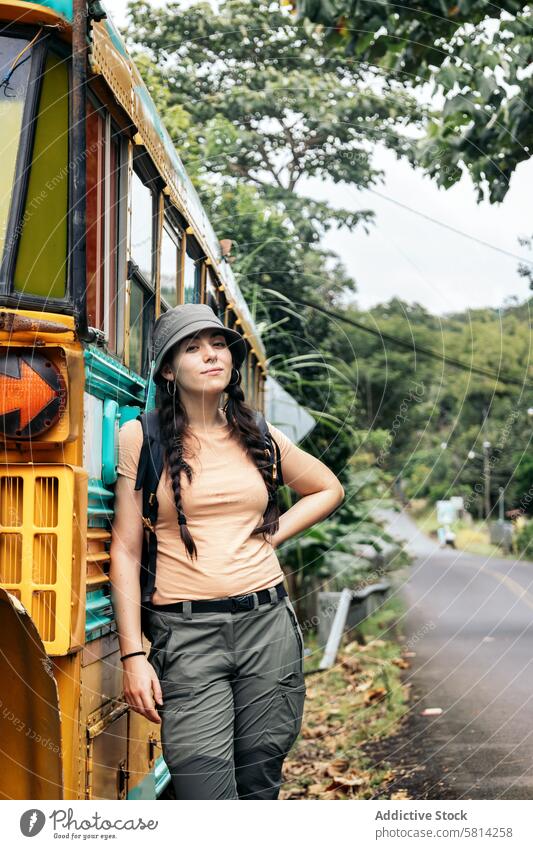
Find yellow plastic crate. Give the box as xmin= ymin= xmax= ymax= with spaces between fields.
xmin=0 ymin=464 xmax=87 ymax=655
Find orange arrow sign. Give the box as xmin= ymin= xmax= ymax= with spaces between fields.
xmin=0 ymin=359 xmax=58 ymax=430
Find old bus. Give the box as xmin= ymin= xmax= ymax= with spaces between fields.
xmin=0 ymin=0 xmax=275 ymax=800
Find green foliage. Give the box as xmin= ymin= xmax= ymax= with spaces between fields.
xmin=515 ymin=521 xmax=533 ymax=557
xmin=293 ymin=0 xmax=533 ymax=202
xmin=123 ymin=0 xmax=424 ymax=228
xmin=279 ymin=466 xmax=403 ymax=594
xmin=335 ymin=295 xmax=533 ymax=515
xmin=120 ymin=0 xmax=424 ymax=480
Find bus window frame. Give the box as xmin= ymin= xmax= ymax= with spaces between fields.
xmin=181 ymin=230 xmax=204 ymax=305
xmin=112 ymin=130 xmax=128 ymax=359
xmin=130 ymin=158 xmax=157 ymax=289
xmin=85 ymin=91 xmax=127 ymax=353
xmin=0 ymin=27 xmax=74 ymax=312
xmin=205 ymin=265 xmax=223 ymax=318
xmin=126 ymin=149 xmax=159 ymax=376
xmin=200 ymin=260 xmax=206 ymax=304
xmin=159 ymin=199 xmax=184 ymax=313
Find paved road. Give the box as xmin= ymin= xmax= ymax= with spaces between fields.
xmin=376 ymin=508 xmax=533 ymax=800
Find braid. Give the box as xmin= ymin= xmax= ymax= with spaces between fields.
xmin=224 ymin=370 xmax=281 ymax=539
xmin=155 ymin=358 xmax=281 ymax=557
xmin=156 ymin=383 xmax=198 ymax=561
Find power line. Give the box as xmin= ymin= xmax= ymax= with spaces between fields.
xmin=294 ymin=298 xmax=533 ymax=388
xmin=367 ymin=188 xmax=533 ymax=267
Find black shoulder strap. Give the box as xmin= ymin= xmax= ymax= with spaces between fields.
xmin=134 ymin=410 xmax=165 ymax=608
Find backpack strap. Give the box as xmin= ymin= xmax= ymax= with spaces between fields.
xmin=134 ymin=409 xmax=165 ymax=606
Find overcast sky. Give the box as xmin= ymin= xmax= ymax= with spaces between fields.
xmin=110 ymin=0 xmax=533 ymax=316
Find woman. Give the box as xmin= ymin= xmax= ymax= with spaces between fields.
xmin=110 ymin=303 xmax=344 ymax=800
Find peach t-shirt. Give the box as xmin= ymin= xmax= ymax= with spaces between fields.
xmin=116 ymin=409 xmax=295 ymax=603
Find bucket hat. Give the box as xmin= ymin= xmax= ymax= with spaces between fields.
xmin=152 ymin=303 xmax=247 ymax=386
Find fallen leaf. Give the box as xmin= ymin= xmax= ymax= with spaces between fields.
xmin=326 ymin=757 xmax=350 ymax=775
xmin=361 ymin=639 xmax=386 ymax=650
xmin=286 ymin=763 xmax=309 ymax=776
xmin=392 ymin=657 xmax=410 ymax=669
xmin=284 ymin=787 xmax=307 ymax=798
xmin=391 ymin=789 xmax=411 ymax=799
xmin=308 ymin=783 xmax=326 ymax=794
xmin=301 ymin=724 xmax=330 ymax=739
xmin=364 ymin=687 xmax=387 ymax=705
xmin=341 ymin=657 xmax=362 ymax=673
xmin=325 ymin=774 xmax=366 ymax=791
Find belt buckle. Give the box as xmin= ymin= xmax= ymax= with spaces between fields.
xmin=230 ymin=593 xmax=254 ymax=612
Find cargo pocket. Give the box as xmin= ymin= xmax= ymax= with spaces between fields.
xmin=146 ymin=621 xmax=172 ymax=682
xmin=267 ymin=680 xmax=307 ymax=755
xmin=284 ymin=599 xmax=305 ymax=672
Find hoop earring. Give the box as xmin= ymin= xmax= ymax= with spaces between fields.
xmin=166 ymin=379 xmax=176 ymax=396
xmin=227 ymin=367 xmax=240 ymax=387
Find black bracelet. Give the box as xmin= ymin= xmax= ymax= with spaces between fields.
xmin=120 ymin=650 xmax=146 ymax=662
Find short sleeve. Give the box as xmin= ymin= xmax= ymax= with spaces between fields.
xmin=117 ymin=418 xmax=144 ymax=480
xmin=265 ymin=421 xmax=298 ymax=463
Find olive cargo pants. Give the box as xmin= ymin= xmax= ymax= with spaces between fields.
xmin=145 ymin=587 xmax=307 ymax=799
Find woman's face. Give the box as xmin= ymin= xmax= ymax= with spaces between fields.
xmin=160 ymin=328 xmax=234 ymax=395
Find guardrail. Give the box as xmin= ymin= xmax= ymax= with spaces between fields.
xmin=316 ymin=581 xmax=392 ymax=671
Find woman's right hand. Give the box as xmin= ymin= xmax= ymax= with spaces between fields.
xmin=123 ymin=655 xmax=164 ymax=724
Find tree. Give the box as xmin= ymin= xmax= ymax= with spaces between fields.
xmin=120 ymin=0 xmax=426 ymax=478
xmin=122 ymin=0 xmax=424 ymax=239
xmin=291 ymin=0 xmax=533 ymax=202
xmin=336 ymin=295 xmax=533 ymax=512
xmin=200 ymin=179 xmax=364 ymax=476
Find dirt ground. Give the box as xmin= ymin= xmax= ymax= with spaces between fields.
xmin=279 ymin=598 xmax=444 ymax=800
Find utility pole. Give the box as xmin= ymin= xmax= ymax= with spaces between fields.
xmin=483 ymin=440 xmax=491 ymax=519
xmin=482 ymin=406 xmax=491 ymax=520
xmin=498 ymin=486 xmax=505 ymax=522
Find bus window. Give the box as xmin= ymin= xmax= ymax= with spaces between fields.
xmin=107 ymin=126 xmax=123 ymax=352
xmin=86 ymin=103 xmax=124 ymax=352
xmin=14 ymin=51 xmax=68 ymax=298
xmin=0 ymin=34 xmax=32 ymax=266
xmin=127 ymin=163 xmax=157 ymax=376
xmin=250 ymin=359 xmax=257 ymax=408
xmin=130 ymin=170 xmax=154 ymax=284
xmin=128 ymin=277 xmax=154 ymax=376
xmin=205 ymin=266 xmax=223 ymax=318
xmin=160 ymin=221 xmax=181 ymax=308
xmin=86 ymin=105 xmax=105 ymax=330
xmin=241 ymin=350 xmax=249 ymax=397
xmin=183 ymin=235 xmax=202 ymax=303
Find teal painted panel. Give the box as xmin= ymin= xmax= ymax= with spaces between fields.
xmin=126 ymin=756 xmax=171 ymax=799
xmin=36 ymin=0 xmax=73 ymax=21
xmin=85 ymin=586 xmax=114 ymax=641
xmin=103 ymin=8 xmax=129 ymax=58
xmin=154 ymin=755 xmax=171 ymax=797
xmin=119 ymin=405 xmax=142 ymax=426
xmin=102 ymin=398 xmax=119 ymax=486
xmin=84 ymin=347 xmax=146 ymax=406
xmin=127 ymin=769 xmax=156 ymax=800
xmin=87 ymin=478 xmax=114 ymax=523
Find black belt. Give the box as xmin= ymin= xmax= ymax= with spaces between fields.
xmin=145 ymin=581 xmax=287 ymax=614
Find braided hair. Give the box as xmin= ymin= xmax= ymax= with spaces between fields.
xmin=155 ymin=349 xmax=281 ymax=562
